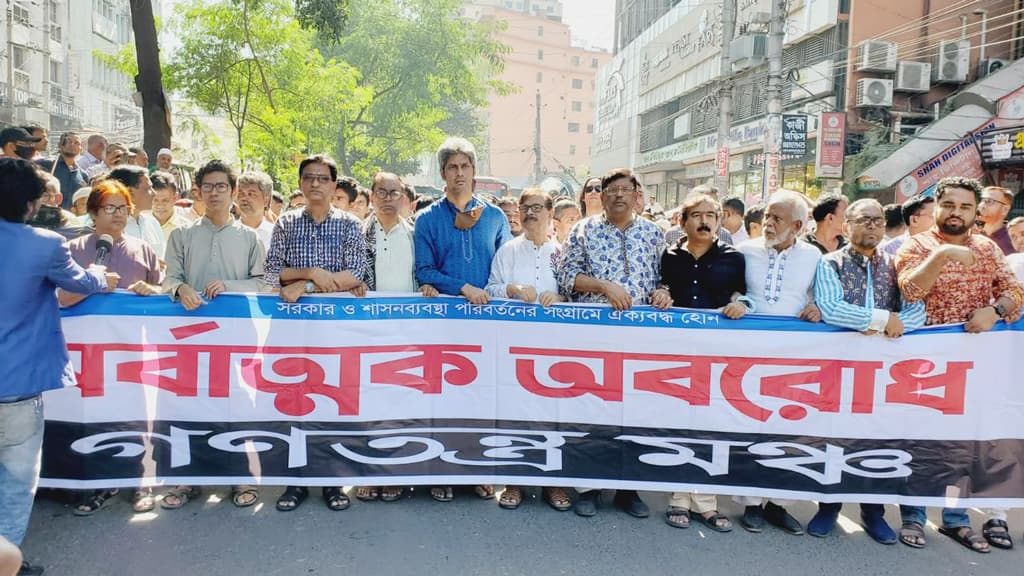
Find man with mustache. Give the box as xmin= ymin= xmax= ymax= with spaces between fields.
xmin=655 ymin=192 xmax=748 ymax=534
xmin=810 ymin=198 xmax=926 ymax=545
xmin=734 ymin=189 xmax=822 ymax=535
xmin=557 ymin=167 xmax=669 ymax=519
xmin=895 ymin=176 xmax=1024 ymax=553
xmin=37 ymin=132 xmax=87 ymax=211
xmin=237 ymin=170 xmax=275 ymax=253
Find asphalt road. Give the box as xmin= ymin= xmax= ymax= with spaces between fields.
xmin=21 ymin=488 xmax=1024 ymax=576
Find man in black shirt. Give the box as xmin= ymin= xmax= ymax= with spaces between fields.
xmin=651 ymin=192 xmax=749 ymax=534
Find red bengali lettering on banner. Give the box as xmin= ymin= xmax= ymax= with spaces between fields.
xmin=509 ymin=348 xmax=962 ymax=422
xmin=69 ymin=324 xmax=483 ymax=417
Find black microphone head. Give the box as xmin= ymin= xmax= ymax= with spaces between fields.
xmin=96 ymin=234 xmax=114 ymax=251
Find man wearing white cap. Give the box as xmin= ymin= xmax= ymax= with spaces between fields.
xmin=156 ymin=148 xmax=173 ymax=171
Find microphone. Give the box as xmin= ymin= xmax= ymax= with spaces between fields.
xmin=94 ymin=234 xmax=113 ymax=267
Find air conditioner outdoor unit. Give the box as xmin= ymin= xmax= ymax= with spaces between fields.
xmin=856 ymin=40 xmax=897 ymax=72
xmin=730 ymin=34 xmax=768 ymax=70
xmin=979 ymin=58 xmax=1010 ymax=78
xmin=856 ymin=78 xmax=893 ymax=107
xmin=933 ymin=40 xmax=970 ymax=83
xmin=895 ymin=61 xmax=931 ymax=92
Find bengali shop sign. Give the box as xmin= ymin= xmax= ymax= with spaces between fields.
xmin=42 ymin=293 xmax=1024 ymax=506
xmin=815 ymin=111 xmax=846 ymax=179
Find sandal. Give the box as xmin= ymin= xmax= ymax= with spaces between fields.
xmin=474 ymin=485 xmax=495 ymax=500
xmin=899 ymin=521 xmax=926 ymax=549
xmin=697 ymin=510 xmax=734 ymax=533
xmin=355 ymin=486 xmax=380 ymax=501
xmin=543 ymin=487 xmax=572 ymax=511
xmin=499 ymin=486 xmax=523 ymax=510
xmin=430 ymin=486 xmax=454 ymax=502
xmin=381 ymin=486 xmax=404 ymax=502
xmin=665 ymin=506 xmax=691 ymax=529
xmin=982 ymin=519 xmax=1014 ymax=550
xmin=938 ymin=526 xmax=990 ymax=553
xmin=231 ymin=485 xmax=260 ymax=508
xmin=132 ymin=488 xmax=156 ymax=513
xmin=160 ymin=485 xmax=200 ymax=510
xmin=72 ymin=489 xmax=119 ymax=516
xmin=323 ymin=487 xmax=350 ymax=511
xmin=276 ymin=486 xmax=308 ymax=512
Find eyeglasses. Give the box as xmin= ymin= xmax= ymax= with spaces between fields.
xmin=602 ymin=186 xmax=636 ymax=197
xmin=99 ymin=204 xmax=131 ymax=215
xmin=373 ymin=189 xmax=404 ymax=200
xmin=520 ymin=203 xmax=547 ymax=214
xmin=200 ymin=182 xmax=231 ymax=193
xmin=584 ymin=185 xmax=602 ymax=193
xmin=980 ymin=197 xmax=1008 ymax=206
xmin=848 ymin=216 xmax=885 ymax=228
xmin=300 ymin=174 xmax=334 ymax=185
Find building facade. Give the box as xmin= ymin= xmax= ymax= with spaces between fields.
xmin=1 ymin=0 xmax=157 ymax=146
xmin=593 ymin=0 xmax=1023 ymax=210
xmin=464 ymin=2 xmax=612 ymax=189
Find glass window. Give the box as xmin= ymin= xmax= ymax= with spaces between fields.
xmin=568 ymin=123 xmax=580 ymax=133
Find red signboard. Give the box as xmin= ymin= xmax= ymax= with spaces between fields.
xmin=716 ymin=147 xmax=730 ymax=177
xmin=816 ymin=112 xmax=846 ymax=179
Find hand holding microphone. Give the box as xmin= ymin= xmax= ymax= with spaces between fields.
xmin=91 ymin=234 xmax=120 ymax=292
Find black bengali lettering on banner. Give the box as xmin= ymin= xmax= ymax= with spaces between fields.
xmin=38 ymin=419 xmax=1024 ymax=506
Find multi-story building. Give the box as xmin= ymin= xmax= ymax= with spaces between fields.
xmin=473 ymin=0 xmax=564 ymax=22
xmin=593 ymin=0 xmax=1024 ymax=208
xmin=464 ymin=2 xmax=612 ymax=189
xmin=1 ymin=0 xmax=157 ymax=145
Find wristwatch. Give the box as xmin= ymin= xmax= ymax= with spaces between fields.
xmin=305 ymin=281 xmax=316 ymax=294
xmin=991 ymin=302 xmax=1007 ymax=318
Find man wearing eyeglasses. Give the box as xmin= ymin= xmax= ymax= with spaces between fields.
xmin=977 ymin=186 xmax=1016 ymax=255
xmin=557 ymin=167 xmax=669 ymax=519
xmin=810 ymin=198 xmax=926 ymax=545
xmin=363 ymin=171 xmax=437 ymax=297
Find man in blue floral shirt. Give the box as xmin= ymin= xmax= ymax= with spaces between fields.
xmin=556 ymin=167 xmax=671 ymax=519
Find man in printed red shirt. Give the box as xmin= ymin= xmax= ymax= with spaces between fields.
xmin=895 ymin=176 xmax=1024 ymax=553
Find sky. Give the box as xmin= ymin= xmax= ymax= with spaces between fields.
xmin=561 ymin=0 xmax=616 ymax=52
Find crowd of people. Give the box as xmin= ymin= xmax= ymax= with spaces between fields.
xmin=1 ymin=124 xmax=1023 ymax=575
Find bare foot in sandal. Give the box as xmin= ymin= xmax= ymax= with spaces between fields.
xmin=132 ymin=488 xmax=156 ymax=513
xmin=474 ymin=485 xmax=495 ymax=500
xmin=499 ymin=486 xmax=522 ymax=509
xmin=160 ymin=486 xmax=200 ymax=510
xmin=355 ymin=486 xmax=380 ymax=501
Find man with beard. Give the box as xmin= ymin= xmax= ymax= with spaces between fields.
xmin=895 ymin=176 xmax=1024 ymax=553
xmin=236 ymin=170 xmax=275 ymax=253
xmin=77 ymin=134 xmax=106 ymax=173
xmin=497 ymin=197 xmax=522 ymax=237
xmin=810 ymin=199 xmax=926 ymax=545
xmin=155 ymin=148 xmax=173 ymax=172
xmin=0 ymin=127 xmax=41 ymax=160
xmin=38 ymin=132 xmax=87 ymax=210
xmin=977 ymin=186 xmax=1015 ymax=255
xmin=734 ymin=189 xmax=821 ymax=535
xmin=803 ymin=193 xmax=848 ymax=254
xmin=655 ymin=192 xmax=747 ymax=534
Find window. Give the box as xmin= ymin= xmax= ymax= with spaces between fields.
xmin=12 ymin=2 xmax=30 ymax=26
xmin=570 ymin=144 xmax=577 ymax=155
xmin=568 ymin=123 xmax=580 ymax=133
xmin=49 ymin=59 xmax=62 ymax=83
xmin=587 ymin=124 xmax=594 ymax=134
xmin=12 ymin=45 xmax=29 ymax=71
xmin=537 ymin=49 xmax=544 ymax=61
xmin=536 ymin=71 xmax=543 ymax=83
xmin=49 ymin=1 xmax=59 ymax=22
xmin=572 ymin=101 xmax=582 ymax=112
xmin=572 ymin=78 xmax=583 ymax=89
xmin=591 ymin=58 xmax=599 ymax=68
xmin=572 ymin=56 xmax=581 ymax=66
xmin=537 ymin=26 xmax=543 ymax=37
xmin=50 ymin=24 xmax=62 ymax=43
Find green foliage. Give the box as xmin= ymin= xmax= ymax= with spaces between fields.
xmin=166 ymin=0 xmax=509 ymax=185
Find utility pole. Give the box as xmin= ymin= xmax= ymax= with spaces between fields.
xmin=714 ymin=0 xmax=737 ymax=194
xmin=534 ymin=89 xmax=542 ymax=183
xmin=5 ymin=0 xmax=14 ymax=122
xmin=762 ymin=0 xmax=786 ymax=200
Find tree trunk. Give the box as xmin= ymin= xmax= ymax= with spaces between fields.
xmin=130 ymin=0 xmax=172 ymax=162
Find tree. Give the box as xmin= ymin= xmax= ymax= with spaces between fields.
xmin=130 ymin=0 xmax=171 ymax=162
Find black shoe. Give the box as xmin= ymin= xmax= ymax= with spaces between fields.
xmin=18 ymin=561 xmax=44 ymax=576
xmin=741 ymin=505 xmax=765 ymax=532
xmin=613 ymin=490 xmax=649 ymax=518
xmin=764 ymin=501 xmax=804 ymax=535
xmin=574 ymin=490 xmax=599 ymax=517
